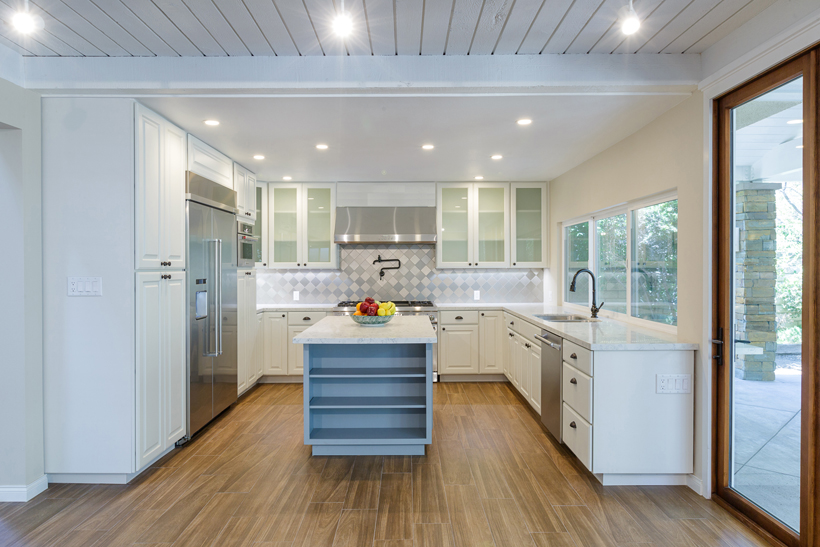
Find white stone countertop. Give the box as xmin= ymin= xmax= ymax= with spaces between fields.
xmin=437 ymin=303 xmax=698 ymax=351
xmin=293 ymin=315 xmax=437 ymax=345
xmin=257 ymin=304 xmax=338 ymax=312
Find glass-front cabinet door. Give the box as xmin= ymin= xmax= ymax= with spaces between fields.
xmin=269 ymin=184 xmax=301 ymax=269
xmin=474 ymin=183 xmax=509 ymax=268
xmin=437 ymin=183 xmax=473 ymax=268
xmin=511 ymin=183 xmax=548 ymax=268
xmin=303 ymin=184 xmax=336 ymax=269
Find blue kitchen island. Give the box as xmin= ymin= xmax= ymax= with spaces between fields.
xmin=294 ymin=315 xmax=437 ymax=456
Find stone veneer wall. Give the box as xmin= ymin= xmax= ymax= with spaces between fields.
xmin=257 ymin=244 xmax=544 ymax=305
xmin=735 ymin=182 xmax=781 ymax=381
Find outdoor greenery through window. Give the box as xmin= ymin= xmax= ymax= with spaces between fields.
xmin=563 ymin=196 xmax=678 ymax=327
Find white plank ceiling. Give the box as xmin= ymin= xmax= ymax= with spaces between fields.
xmin=0 ymin=0 xmax=777 ymax=57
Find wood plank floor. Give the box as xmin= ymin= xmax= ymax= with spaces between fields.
xmin=0 ymin=382 xmax=773 ymax=547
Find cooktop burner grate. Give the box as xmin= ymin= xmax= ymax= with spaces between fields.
xmin=337 ymin=300 xmax=435 ymax=308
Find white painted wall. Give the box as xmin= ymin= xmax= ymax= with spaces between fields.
xmin=0 ymin=78 xmax=44 ymax=500
xmin=548 ymin=92 xmax=706 ymax=490
xmin=42 ymin=98 xmax=137 ymax=474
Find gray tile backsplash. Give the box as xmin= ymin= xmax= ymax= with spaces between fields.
xmin=257 ymin=245 xmax=544 ymax=304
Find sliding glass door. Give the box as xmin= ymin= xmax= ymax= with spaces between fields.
xmin=714 ymin=49 xmax=818 ymax=547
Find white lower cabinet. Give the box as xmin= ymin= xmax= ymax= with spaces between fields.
xmin=136 ymin=271 xmax=186 ymax=471
xmin=254 ymin=313 xmax=264 ymax=379
xmin=264 ymin=313 xmax=288 ymax=375
xmin=439 ymin=324 xmax=480 ymax=374
xmin=479 ymin=311 xmax=504 ymax=374
xmin=529 ymin=343 xmax=541 ymax=414
xmin=237 ymin=270 xmax=259 ymax=395
xmin=503 ymin=319 xmax=542 ymax=415
xmin=288 ymin=325 xmax=309 ymax=375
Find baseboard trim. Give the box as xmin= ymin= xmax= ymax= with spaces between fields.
xmin=0 ymin=475 xmax=49 ymax=502
xmin=440 ymin=374 xmax=507 ymax=382
xmin=595 ymin=473 xmax=689 ymax=486
xmin=686 ymin=473 xmax=704 ymax=496
xmin=47 ymin=473 xmax=136 ymax=485
xmin=258 ymin=376 xmax=302 ymax=384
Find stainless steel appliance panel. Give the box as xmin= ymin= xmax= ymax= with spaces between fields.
xmin=537 ymin=330 xmax=562 ymax=441
xmin=237 ymin=233 xmax=258 ymax=268
xmin=213 ymin=208 xmax=238 ymax=418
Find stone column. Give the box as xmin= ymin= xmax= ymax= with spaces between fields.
xmin=734 ymin=182 xmax=781 ymax=381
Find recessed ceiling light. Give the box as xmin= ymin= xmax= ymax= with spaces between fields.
xmin=333 ymin=13 xmax=353 ymax=37
xmin=253 ymin=155 xmax=265 ymax=160
xmin=12 ymin=11 xmax=43 ymax=33
xmin=787 ymin=119 xmax=803 ymax=124
xmin=517 ymin=119 xmax=532 ymax=126
xmin=422 ymin=144 xmax=435 ymax=150
xmin=474 ymin=176 xmax=484 ymax=180
xmin=620 ymin=0 xmax=640 ymax=35
xmin=491 ymin=154 xmax=503 ymax=160
xmin=204 ymin=120 xmax=220 ymax=126
xmin=283 ymin=176 xmax=292 ymax=180
xmin=316 ymin=144 xmax=329 ymax=150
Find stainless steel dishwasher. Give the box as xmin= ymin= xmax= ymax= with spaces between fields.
xmin=536 ymin=330 xmax=562 ymax=441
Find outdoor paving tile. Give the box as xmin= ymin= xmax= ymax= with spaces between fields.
xmin=733 ymin=404 xmax=796 ymax=465
xmin=744 ymin=413 xmax=801 ymax=476
xmin=734 ymin=465 xmax=799 ymax=532
xmin=733 ymin=371 xmax=801 ymax=412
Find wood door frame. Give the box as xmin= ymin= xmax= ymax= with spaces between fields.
xmin=713 ymin=49 xmax=819 ymax=547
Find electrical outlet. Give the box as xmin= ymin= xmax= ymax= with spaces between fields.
xmin=68 ymin=277 xmax=102 ymax=296
xmin=474 ymin=290 xmax=480 ymax=300
xmin=656 ymin=374 xmax=692 ymax=394
xmin=293 ymin=290 xmax=300 ymax=301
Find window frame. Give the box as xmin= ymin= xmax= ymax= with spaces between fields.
xmin=561 ymin=190 xmax=678 ymax=333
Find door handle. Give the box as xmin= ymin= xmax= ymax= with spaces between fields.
xmin=534 ymin=334 xmax=560 ymax=351
xmin=204 ymin=239 xmax=219 ymax=357
xmin=215 ymin=239 xmax=223 ymax=356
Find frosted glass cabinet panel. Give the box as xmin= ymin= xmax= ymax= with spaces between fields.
xmin=475 ymin=184 xmax=509 ymax=267
xmin=511 ymin=183 xmax=548 ymax=268
xmin=271 ymin=185 xmax=300 ymax=268
xmin=267 ymin=182 xmax=337 ymax=270
xmin=439 ymin=184 xmax=471 ymax=266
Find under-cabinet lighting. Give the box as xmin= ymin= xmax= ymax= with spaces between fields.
xmin=474 ymin=176 xmax=484 ymax=180
xmin=283 ymin=176 xmax=292 ymax=180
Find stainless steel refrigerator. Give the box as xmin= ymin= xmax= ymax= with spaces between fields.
xmin=185 ymin=172 xmax=238 ymax=437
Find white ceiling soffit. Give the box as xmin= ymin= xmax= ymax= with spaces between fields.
xmin=0 ymin=0 xmax=778 ymax=58
xmin=137 ymin=93 xmax=689 ymax=182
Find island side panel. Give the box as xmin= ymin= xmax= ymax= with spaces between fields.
xmin=426 ymin=343 xmax=433 ymax=443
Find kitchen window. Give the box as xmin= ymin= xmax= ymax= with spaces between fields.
xmin=563 ymin=193 xmax=678 ymax=328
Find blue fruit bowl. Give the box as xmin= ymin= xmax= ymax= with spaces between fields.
xmin=350 ymin=314 xmax=395 ymax=327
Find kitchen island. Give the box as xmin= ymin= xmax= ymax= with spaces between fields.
xmin=293 ymin=315 xmax=437 ymax=456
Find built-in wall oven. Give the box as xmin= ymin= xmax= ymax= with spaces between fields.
xmin=237 ymin=223 xmax=258 ymax=268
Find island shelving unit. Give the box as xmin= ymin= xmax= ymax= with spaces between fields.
xmin=294 ymin=315 xmax=437 ymax=456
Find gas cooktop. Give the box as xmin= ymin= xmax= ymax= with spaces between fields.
xmin=337 ymin=300 xmax=435 ymax=309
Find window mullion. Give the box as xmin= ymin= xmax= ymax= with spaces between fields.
xmin=626 ymin=209 xmax=633 ymax=319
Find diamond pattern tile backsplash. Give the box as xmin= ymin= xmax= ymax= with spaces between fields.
xmin=257 ymin=245 xmax=544 ymax=304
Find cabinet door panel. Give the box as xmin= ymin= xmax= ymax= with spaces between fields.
xmin=288 ymin=325 xmax=309 ymax=375
xmin=163 ymin=124 xmax=186 ymax=267
xmin=135 ymin=106 xmax=163 ymax=270
xmin=474 ymin=183 xmax=509 ymax=268
xmin=237 ymin=274 xmax=247 ymax=395
xmin=303 ymin=184 xmax=336 ymax=269
xmin=479 ymin=312 xmax=503 ymax=374
xmin=246 ymin=172 xmax=257 ymax=222
xmin=255 ymin=313 xmax=263 ymax=379
xmin=187 ymin=135 xmax=233 ymax=188
xmin=511 ymin=183 xmax=548 ymax=268
xmin=164 ymin=273 xmax=186 ymax=445
xmin=265 ymin=313 xmax=288 ymax=375
xmin=440 ymin=325 xmax=479 ymax=374
xmin=437 ymin=183 xmax=472 ymax=268
xmin=136 ymin=273 xmax=163 ymax=469
xmin=517 ymin=334 xmax=530 ymax=398
xmin=270 ymin=184 xmax=301 ymax=268
xmin=234 ymin=163 xmax=248 ymax=218
xmin=529 ymin=344 xmax=541 ymax=415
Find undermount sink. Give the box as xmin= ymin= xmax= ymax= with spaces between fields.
xmin=535 ymin=314 xmax=601 ymax=323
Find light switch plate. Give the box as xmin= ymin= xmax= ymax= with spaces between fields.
xmin=656 ymin=374 xmax=691 ymax=394
xmin=68 ymin=277 xmax=102 ymax=296
xmin=474 ymin=290 xmax=480 ymax=300
xmin=293 ymin=290 xmax=300 ymax=301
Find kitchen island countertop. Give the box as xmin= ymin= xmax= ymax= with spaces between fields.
xmin=293 ymin=315 xmax=436 ymax=345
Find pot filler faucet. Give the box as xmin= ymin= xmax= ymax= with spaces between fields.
xmin=569 ymin=268 xmax=605 ymax=319
xmin=373 ymin=255 xmax=401 ymax=280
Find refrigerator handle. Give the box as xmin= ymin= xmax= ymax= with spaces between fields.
xmin=216 ymin=239 xmax=223 ymax=356
xmin=204 ymin=239 xmax=219 ymax=357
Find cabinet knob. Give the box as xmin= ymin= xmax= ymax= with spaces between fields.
xmin=297 ymin=263 xmax=301 ymax=266
xmin=510 ymin=321 xmax=514 ymax=326
xmin=455 ymin=316 xmax=463 ymax=320
xmin=570 ymin=353 xmax=577 ymax=359
xmin=570 ymin=378 xmax=577 ymax=385
xmin=282 ymin=314 xmax=286 ymax=317
xmin=442 ymin=327 xmax=446 ymax=331
xmin=167 ymin=262 xmax=171 ymax=267
xmin=569 ymin=421 xmax=577 ymax=429
xmin=468 ymin=263 xmax=472 ymax=266
xmin=475 ymin=263 xmax=478 ymax=266
xmin=481 ymin=313 xmax=484 ymax=316
xmin=513 ymin=262 xmax=516 ymax=266
xmin=263 ymin=263 xmax=267 ymax=266
xmin=509 ymin=333 xmax=513 ymax=337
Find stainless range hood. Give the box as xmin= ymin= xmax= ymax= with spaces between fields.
xmin=334 ymin=207 xmax=437 ymax=244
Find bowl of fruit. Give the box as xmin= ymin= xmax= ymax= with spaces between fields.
xmin=351 ymin=297 xmax=397 ymax=326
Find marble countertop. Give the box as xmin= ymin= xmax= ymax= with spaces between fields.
xmin=259 ymin=302 xmax=697 ymax=351
xmin=293 ymin=315 xmax=437 ymax=345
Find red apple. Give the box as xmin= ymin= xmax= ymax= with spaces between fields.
xmin=365 ymin=297 xmax=375 ymax=304
xmin=367 ymin=304 xmax=377 ymax=316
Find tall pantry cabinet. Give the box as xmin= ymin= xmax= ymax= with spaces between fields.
xmin=43 ymin=99 xmax=188 ymax=482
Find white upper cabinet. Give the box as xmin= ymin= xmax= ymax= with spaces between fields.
xmin=437 ymin=182 xmax=509 ymax=268
xmin=268 ymin=182 xmax=337 ymax=270
xmin=187 ymin=134 xmax=233 ymax=189
xmin=511 ymin=182 xmax=549 ymax=268
xmin=135 ymin=103 xmax=186 ymax=270
xmin=234 ymin=163 xmax=257 ymax=224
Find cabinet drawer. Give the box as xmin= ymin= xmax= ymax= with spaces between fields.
xmin=562 ymin=403 xmax=592 ymax=471
xmin=288 ymin=312 xmax=327 ymax=326
xmin=562 ymin=363 xmax=592 ymax=423
xmin=563 ymin=340 xmax=592 ymax=376
xmin=440 ymin=310 xmax=479 ymax=325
